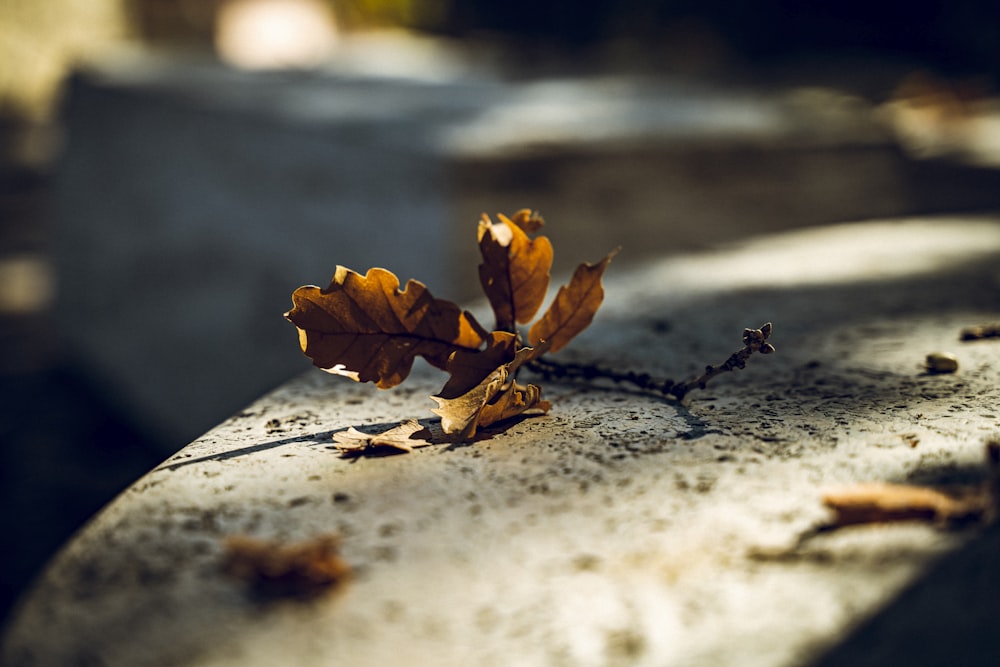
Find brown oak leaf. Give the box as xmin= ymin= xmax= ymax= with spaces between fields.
xmin=507 ymin=208 xmax=546 ymax=234
xmin=331 ymin=419 xmax=432 ymax=456
xmin=285 ymin=266 xmax=486 ymax=388
xmin=529 ymin=250 xmax=617 ymax=353
xmin=431 ymin=344 xmax=551 ymax=439
xmin=435 ymin=331 xmax=518 ymax=400
xmin=478 ymin=212 xmax=553 ymax=332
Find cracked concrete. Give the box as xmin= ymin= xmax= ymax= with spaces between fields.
xmin=3 ymin=215 xmax=1000 ymax=666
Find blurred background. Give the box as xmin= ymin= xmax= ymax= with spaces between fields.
xmin=4 ymin=0 xmax=1000 ymax=626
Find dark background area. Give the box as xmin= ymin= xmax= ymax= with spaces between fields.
xmin=4 ymin=0 xmax=1000 ymax=630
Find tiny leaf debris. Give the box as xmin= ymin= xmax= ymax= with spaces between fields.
xmin=822 ymin=439 xmax=1000 ymax=529
xmin=822 ymin=482 xmax=986 ymax=527
xmin=222 ymin=533 xmax=350 ymax=598
xmin=286 ymin=209 xmax=614 ymax=440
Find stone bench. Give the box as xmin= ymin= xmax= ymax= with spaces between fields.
xmin=5 ymin=216 xmax=1000 ymax=666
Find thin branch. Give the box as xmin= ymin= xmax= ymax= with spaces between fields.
xmin=526 ymin=323 xmax=775 ymax=401
xmin=670 ymin=323 xmax=775 ymax=399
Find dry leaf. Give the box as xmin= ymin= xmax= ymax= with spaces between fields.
xmin=478 ymin=212 xmax=553 ymax=331
xmin=332 ymin=419 xmax=431 ymax=455
xmin=436 ymin=331 xmax=518 ymax=400
xmin=431 ymin=344 xmax=550 ymax=439
xmin=477 ymin=379 xmax=550 ymax=431
xmin=222 ymin=533 xmax=350 ymax=598
xmin=529 ymin=250 xmax=617 ymax=353
xmin=507 ymin=208 xmax=545 ymax=234
xmin=286 ymin=266 xmax=485 ymax=388
xmin=431 ymin=365 xmax=508 ymax=439
xmin=286 ymin=209 xmax=613 ymax=442
xmin=822 ymin=482 xmax=988 ymax=527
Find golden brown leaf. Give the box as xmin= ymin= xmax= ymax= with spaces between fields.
xmin=477 ymin=379 xmax=550 ymax=431
xmin=431 ymin=344 xmax=550 ymax=439
xmin=507 ymin=208 xmax=545 ymax=234
xmin=222 ymin=534 xmax=350 ymax=598
xmin=285 ymin=266 xmax=486 ymax=388
xmin=332 ymin=419 xmax=431 ymax=455
xmin=436 ymin=331 xmax=518 ymax=400
xmin=528 ymin=250 xmax=616 ymax=353
xmin=822 ymin=482 xmax=988 ymax=526
xmin=478 ymin=212 xmax=553 ymax=331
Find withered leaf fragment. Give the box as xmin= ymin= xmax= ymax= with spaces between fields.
xmin=507 ymin=208 xmax=545 ymax=234
xmin=822 ymin=482 xmax=989 ymax=527
xmin=816 ymin=441 xmax=1000 ymax=533
xmin=529 ymin=250 xmax=617 ymax=353
xmin=432 ymin=343 xmax=551 ymax=440
xmin=332 ymin=419 xmax=431 ymax=456
xmin=478 ymin=211 xmax=553 ymax=332
xmin=222 ymin=534 xmax=350 ymax=598
xmin=286 ymin=266 xmax=485 ymax=388
xmin=435 ymin=331 xmax=518 ymax=400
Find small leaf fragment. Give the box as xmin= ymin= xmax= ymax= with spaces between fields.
xmin=529 ymin=249 xmax=617 ymax=353
xmin=222 ymin=533 xmax=350 ymax=598
xmin=478 ymin=213 xmax=554 ymax=331
xmin=477 ymin=380 xmax=550 ymax=432
xmin=285 ymin=266 xmax=486 ymax=389
xmin=431 ymin=344 xmax=551 ymax=439
xmin=431 ymin=366 xmax=509 ymax=439
xmin=507 ymin=208 xmax=545 ymax=234
xmin=332 ymin=419 xmax=432 ymax=456
xmin=822 ymin=482 xmax=988 ymax=526
xmin=436 ymin=331 xmax=518 ymax=400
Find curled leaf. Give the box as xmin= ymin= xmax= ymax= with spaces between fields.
xmin=436 ymin=331 xmax=519 ymax=399
xmin=286 ymin=266 xmax=486 ymax=388
xmin=529 ymin=250 xmax=617 ymax=353
xmin=478 ymin=212 xmax=553 ymax=331
xmin=431 ymin=344 xmax=551 ymax=439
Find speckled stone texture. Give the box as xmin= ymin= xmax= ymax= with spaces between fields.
xmin=4 ymin=216 xmax=1000 ymax=667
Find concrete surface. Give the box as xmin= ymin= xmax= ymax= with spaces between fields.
xmin=4 ymin=215 xmax=1000 ymax=666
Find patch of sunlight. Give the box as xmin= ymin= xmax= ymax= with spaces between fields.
xmin=640 ymin=217 xmax=1000 ymax=295
xmin=0 ymin=255 xmax=55 ymax=314
xmin=458 ymin=79 xmax=777 ymax=151
xmin=215 ymin=0 xmax=339 ymax=70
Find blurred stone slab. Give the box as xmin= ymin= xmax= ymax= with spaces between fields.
xmin=53 ymin=39 xmax=1000 ymax=450
xmin=53 ymin=51 xmax=487 ymax=449
xmin=6 ymin=216 xmax=1000 ymax=666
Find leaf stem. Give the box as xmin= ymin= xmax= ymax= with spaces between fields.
xmin=526 ymin=323 xmax=774 ymax=401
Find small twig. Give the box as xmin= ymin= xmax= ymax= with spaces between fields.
xmin=670 ymin=323 xmax=775 ymax=399
xmin=526 ymin=323 xmax=775 ymax=401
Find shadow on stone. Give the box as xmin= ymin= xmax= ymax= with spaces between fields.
xmin=811 ymin=521 xmax=1000 ymax=667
